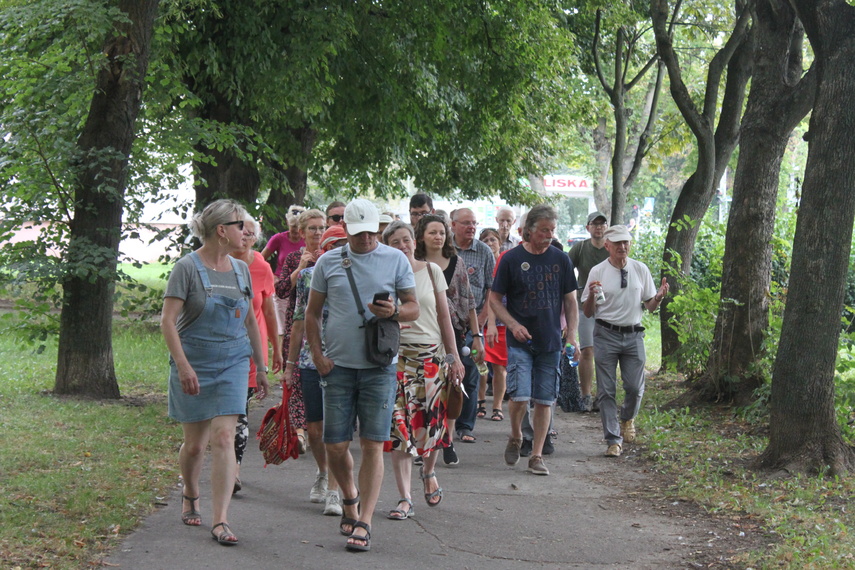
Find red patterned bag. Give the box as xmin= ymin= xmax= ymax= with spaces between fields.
xmin=256 ymin=384 xmax=299 ymax=466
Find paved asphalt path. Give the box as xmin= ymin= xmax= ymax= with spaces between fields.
xmin=104 ymin=389 xmax=728 ymax=569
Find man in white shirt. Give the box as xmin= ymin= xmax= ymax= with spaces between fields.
xmin=581 ymin=225 xmax=668 ymax=458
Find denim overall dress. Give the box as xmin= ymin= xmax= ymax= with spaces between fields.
xmin=168 ymin=252 xmax=253 ymax=423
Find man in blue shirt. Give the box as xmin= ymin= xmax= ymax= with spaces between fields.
xmin=490 ymin=204 xmax=578 ymax=476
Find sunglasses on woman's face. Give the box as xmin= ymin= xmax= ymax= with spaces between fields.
xmin=328 ymin=214 xmax=344 ymax=222
xmin=223 ymin=220 xmax=245 ymax=230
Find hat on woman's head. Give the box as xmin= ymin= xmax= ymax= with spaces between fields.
xmin=321 ymin=226 xmax=348 ymax=250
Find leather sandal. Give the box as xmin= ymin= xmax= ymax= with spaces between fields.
xmin=181 ymin=495 xmax=201 ymax=526
xmin=419 ymin=466 xmax=443 ymax=507
xmin=210 ymin=522 xmax=238 ymax=546
xmin=476 ymin=400 xmax=487 ymax=418
xmin=345 ymin=521 xmax=371 ymax=552
xmin=491 ymin=409 xmax=504 ymax=421
xmin=339 ymin=493 xmax=360 ymax=536
xmin=386 ymin=498 xmax=414 ymax=520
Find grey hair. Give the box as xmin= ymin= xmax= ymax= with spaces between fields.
xmin=521 ymin=204 xmax=557 ymax=242
xmin=189 ymin=199 xmax=247 ymax=243
xmin=243 ymin=215 xmax=264 ymax=242
xmin=496 ymin=205 xmax=516 ymax=219
xmin=382 ymin=220 xmax=414 ymax=244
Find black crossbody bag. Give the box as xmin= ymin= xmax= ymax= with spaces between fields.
xmin=341 ymin=246 xmax=400 ymax=367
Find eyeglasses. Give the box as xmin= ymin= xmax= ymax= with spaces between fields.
xmin=306 ymin=225 xmax=326 ymax=233
xmin=223 ymin=220 xmax=245 ymax=230
xmin=455 ymin=220 xmax=478 ymax=227
xmin=620 ymin=268 xmax=627 ymax=288
xmin=328 ymin=214 xmax=343 ymax=222
xmin=410 ymin=212 xmax=426 ymax=219
xmin=591 ymin=222 xmax=607 ymax=228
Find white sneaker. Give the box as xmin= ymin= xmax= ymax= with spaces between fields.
xmin=309 ymin=472 xmax=328 ymax=503
xmin=323 ymin=490 xmax=342 ymax=516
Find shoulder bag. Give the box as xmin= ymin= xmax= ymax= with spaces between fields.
xmin=341 ymin=246 xmax=400 ymax=367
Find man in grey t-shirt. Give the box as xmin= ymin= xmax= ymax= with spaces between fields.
xmin=306 ymin=198 xmax=418 ymax=552
xmin=568 ymin=211 xmax=609 ymax=411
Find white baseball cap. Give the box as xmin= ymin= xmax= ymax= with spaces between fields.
xmin=344 ymin=199 xmax=380 ymax=235
xmin=603 ymin=225 xmax=632 ymax=242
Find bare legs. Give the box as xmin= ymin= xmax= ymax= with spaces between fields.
xmin=180 ymin=415 xmax=239 ymax=536
xmin=326 ymin=438 xmax=385 ymax=545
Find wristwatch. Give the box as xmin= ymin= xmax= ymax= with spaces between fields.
xmin=392 ymin=305 xmax=400 ymax=320
xmin=261 ymin=365 xmax=269 ymax=374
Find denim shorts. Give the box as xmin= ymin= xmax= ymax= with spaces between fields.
xmin=300 ymin=368 xmax=324 ymax=424
xmin=505 ymin=346 xmax=561 ymax=405
xmin=320 ymin=364 xmax=397 ymax=444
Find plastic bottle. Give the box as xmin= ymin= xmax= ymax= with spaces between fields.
xmin=565 ymin=343 xmax=579 ymax=368
xmin=461 ymin=346 xmax=489 ymax=375
xmin=593 ymin=283 xmax=606 ymax=305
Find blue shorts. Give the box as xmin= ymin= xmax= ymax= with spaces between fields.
xmin=320 ymin=364 xmax=397 ymax=444
xmin=505 ymin=346 xmax=561 ymax=405
xmin=300 ymin=368 xmax=324 ymax=424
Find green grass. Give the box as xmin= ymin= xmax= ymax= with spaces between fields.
xmin=0 ymin=270 xmax=179 ymax=569
xmin=638 ymin=329 xmax=855 ymax=568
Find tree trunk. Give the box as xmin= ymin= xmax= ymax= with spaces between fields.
xmin=591 ymin=117 xmax=612 ymax=216
xmin=263 ymin=124 xmax=315 ymax=234
xmin=697 ymin=0 xmax=814 ymax=403
xmin=192 ymin=91 xmax=261 ymax=211
xmin=54 ymin=0 xmax=159 ymax=398
xmin=757 ymin=0 xmax=855 ymax=476
xmin=652 ymin=0 xmax=753 ymax=365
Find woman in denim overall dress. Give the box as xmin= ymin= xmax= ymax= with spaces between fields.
xmin=161 ymin=199 xmax=270 ymax=546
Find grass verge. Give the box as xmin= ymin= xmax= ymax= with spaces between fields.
xmin=0 ymin=323 xmax=180 ymax=569
xmin=639 ymin=373 xmax=855 ymax=568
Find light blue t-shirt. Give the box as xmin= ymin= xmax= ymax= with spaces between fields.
xmin=310 ymin=243 xmax=415 ymax=369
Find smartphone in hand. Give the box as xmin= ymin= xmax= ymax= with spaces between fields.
xmin=372 ymin=291 xmax=390 ymax=305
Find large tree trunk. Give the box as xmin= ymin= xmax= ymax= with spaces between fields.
xmin=652 ymin=0 xmax=753 ymax=365
xmin=192 ymin=90 xmax=261 ymax=211
xmin=695 ymin=0 xmax=814 ymax=404
xmin=263 ymin=124 xmax=316 ymax=234
xmin=757 ymin=0 xmax=855 ymax=476
xmin=54 ymin=0 xmax=159 ymax=398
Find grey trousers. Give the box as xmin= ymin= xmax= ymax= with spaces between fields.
xmin=593 ymin=326 xmax=646 ymax=446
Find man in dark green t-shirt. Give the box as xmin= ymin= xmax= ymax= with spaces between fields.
xmin=568 ymin=211 xmax=609 ymax=411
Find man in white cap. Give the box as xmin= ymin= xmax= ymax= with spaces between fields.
xmin=306 ymin=198 xmax=418 ymax=552
xmin=568 ymin=211 xmax=610 ymax=411
xmin=581 ymin=225 xmax=668 ymax=458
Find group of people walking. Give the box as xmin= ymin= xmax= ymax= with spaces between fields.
xmin=159 ymin=194 xmax=668 ymax=551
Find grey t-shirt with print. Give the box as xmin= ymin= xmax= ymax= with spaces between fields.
xmin=164 ymin=254 xmax=253 ymax=335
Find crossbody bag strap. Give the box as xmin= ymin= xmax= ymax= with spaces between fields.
xmin=341 ymin=246 xmax=367 ymax=322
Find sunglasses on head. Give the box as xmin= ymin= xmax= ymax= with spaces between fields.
xmin=620 ymin=268 xmax=627 ymax=288
xmin=328 ymin=214 xmax=344 ymax=222
xmin=223 ymin=220 xmax=245 ymax=230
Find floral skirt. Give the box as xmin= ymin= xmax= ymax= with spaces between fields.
xmin=387 ymin=343 xmax=451 ymax=456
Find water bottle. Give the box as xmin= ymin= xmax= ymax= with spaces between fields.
xmin=593 ymin=283 xmax=606 ymax=305
xmin=461 ymin=346 xmax=489 ymax=375
xmin=565 ymin=343 xmax=579 ymax=368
